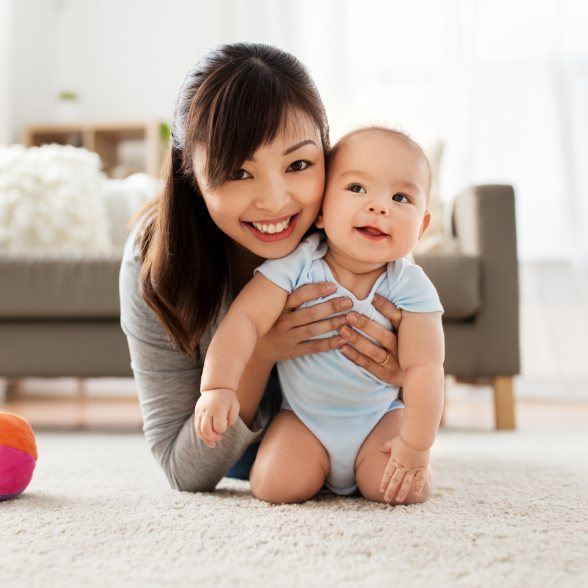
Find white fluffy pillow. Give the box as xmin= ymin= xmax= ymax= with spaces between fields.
xmin=413 ymin=140 xmax=459 ymax=257
xmin=0 ymin=144 xmax=112 ymax=253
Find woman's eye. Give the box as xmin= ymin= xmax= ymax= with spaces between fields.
xmin=287 ymin=160 xmax=310 ymax=172
xmin=347 ymin=183 xmax=366 ymax=194
xmin=392 ymin=193 xmax=409 ymax=203
xmin=229 ymin=168 xmax=252 ymax=180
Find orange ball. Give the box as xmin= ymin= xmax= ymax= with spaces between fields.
xmin=0 ymin=411 xmax=38 ymax=500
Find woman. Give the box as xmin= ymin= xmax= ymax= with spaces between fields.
xmin=119 ymin=43 xmax=404 ymax=493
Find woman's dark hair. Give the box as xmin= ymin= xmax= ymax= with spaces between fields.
xmin=130 ymin=43 xmax=330 ymax=360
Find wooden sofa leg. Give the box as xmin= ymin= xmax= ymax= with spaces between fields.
xmin=493 ymin=376 xmax=516 ymax=430
xmin=1 ymin=378 xmax=23 ymax=403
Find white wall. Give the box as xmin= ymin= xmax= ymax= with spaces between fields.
xmin=0 ymin=0 xmax=14 ymax=145
xmin=5 ymin=0 xmax=588 ymax=263
xmin=7 ymin=0 xmax=229 ymax=137
xmin=10 ymin=0 xmax=61 ymax=137
xmin=6 ymin=0 xmax=343 ymax=137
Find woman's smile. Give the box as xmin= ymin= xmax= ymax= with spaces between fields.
xmin=242 ymin=212 xmax=300 ymax=242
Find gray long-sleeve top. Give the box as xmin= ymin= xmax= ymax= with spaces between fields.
xmin=118 ymin=219 xmax=266 ymax=492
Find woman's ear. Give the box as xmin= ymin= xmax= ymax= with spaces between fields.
xmin=315 ymin=212 xmax=324 ymax=229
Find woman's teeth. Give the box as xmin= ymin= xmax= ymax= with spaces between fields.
xmin=251 ymin=216 xmax=292 ymax=234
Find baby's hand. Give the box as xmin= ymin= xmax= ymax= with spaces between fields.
xmin=379 ymin=435 xmax=430 ymax=503
xmin=194 ymin=389 xmax=240 ymax=448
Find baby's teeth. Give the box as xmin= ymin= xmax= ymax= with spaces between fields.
xmin=268 ymin=224 xmax=276 ymax=234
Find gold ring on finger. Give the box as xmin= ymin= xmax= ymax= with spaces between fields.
xmin=377 ymin=351 xmax=391 ymax=366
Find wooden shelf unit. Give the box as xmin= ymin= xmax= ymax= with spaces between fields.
xmin=22 ymin=120 xmax=168 ymax=178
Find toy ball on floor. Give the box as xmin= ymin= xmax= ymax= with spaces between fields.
xmin=0 ymin=411 xmax=38 ymax=501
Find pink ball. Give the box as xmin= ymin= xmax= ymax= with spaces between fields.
xmin=0 ymin=411 xmax=38 ymax=500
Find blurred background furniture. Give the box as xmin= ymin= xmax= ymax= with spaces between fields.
xmin=22 ymin=120 xmax=169 ymax=178
xmin=416 ymin=185 xmax=519 ymax=430
xmin=0 ymin=176 xmax=520 ymax=429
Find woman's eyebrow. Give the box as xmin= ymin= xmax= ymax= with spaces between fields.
xmin=245 ymin=139 xmax=317 ymax=163
xmin=283 ymin=139 xmax=317 ymax=155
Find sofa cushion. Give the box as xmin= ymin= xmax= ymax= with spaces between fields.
xmin=0 ymin=252 xmax=122 ymax=319
xmin=0 ymin=251 xmax=481 ymax=322
xmin=415 ymin=253 xmax=481 ymax=320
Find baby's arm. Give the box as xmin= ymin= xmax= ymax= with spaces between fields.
xmin=195 ymin=273 xmax=289 ymax=447
xmin=397 ymin=310 xmax=445 ymax=450
xmin=201 ymin=273 xmax=289 ymax=394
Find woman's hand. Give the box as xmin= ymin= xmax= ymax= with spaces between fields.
xmin=254 ymin=286 xmax=404 ymax=388
xmin=379 ymin=435 xmax=430 ymax=504
xmin=255 ymin=282 xmax=351 ymax=363
xmin=338 ymin=294 xmax=404 ymax=387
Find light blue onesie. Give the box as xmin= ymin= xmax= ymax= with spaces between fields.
xmin=254 ymin=233 xmax=444 ymax=495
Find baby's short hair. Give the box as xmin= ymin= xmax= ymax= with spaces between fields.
xmin=326 ymin=125 xmax=432 ymax=204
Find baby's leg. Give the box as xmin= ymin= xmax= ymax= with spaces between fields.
xmin=354 ymin=408 xmax=432 ymax=505
xmin=249 ymin=410 xmax=329 ymax=504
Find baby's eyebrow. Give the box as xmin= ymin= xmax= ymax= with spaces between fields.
xmin=397 ymin=181 xmax=422 ymax=194
xmin=339 ymin=169 xmax=373 ymax=180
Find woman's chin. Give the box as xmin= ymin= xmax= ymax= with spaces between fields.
xmin=248 ymin=236 xmax=301 ymax=259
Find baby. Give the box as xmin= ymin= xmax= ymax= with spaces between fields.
xmin=195 ymin=127 xmax=445 ymax=504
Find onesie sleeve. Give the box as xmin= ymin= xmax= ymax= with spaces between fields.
xmin=253 ymin=236 xmax=316 ymax=294
xmin=387 ymin=259 xmax=444 ymax=314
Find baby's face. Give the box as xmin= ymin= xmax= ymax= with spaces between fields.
xmin=317 ymin=131 xmax=431 ymax=266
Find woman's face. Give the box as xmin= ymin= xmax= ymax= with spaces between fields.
xmin=193 ymin=112 xmax=325 ymax=259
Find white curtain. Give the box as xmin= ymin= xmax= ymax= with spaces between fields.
xmin=225 ymin=0 xmax=588 ymax=264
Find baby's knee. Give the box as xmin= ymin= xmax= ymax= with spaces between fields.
xmin=250 ymin=476 xmax=314 ymax=504
xmin=250 ymin=460 xmax=325 ymax=505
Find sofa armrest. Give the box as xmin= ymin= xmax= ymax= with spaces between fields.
xmin=451 ymin=185 xmax=520 ymax=375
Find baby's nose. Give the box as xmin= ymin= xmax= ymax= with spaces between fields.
xmin=367 ymin=202 xmax=389 ymax=216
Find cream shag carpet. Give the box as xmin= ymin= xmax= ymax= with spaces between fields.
xmin=1 ymin=426 xmax=587 ymax=588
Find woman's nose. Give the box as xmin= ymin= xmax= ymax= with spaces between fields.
xmin=253 ymin=176 xmax=290 ymax=212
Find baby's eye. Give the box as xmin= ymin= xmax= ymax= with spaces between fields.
xmin=287 ymin=160 xmax=311 ymax=172
xmin=392 ymin=193 xmax=410 ymax=203
xmin=347 ymin=183 xmax=366 ymax=194
xmin=229 ymin=168 xmax=252 ymax=181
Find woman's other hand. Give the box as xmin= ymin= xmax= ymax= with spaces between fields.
xmin=256 ymin=281 xmax=350 ymax=363
xmin=338 ymin=294 xmax=404 ymax=387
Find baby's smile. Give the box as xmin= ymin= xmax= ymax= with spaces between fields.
xmin=355 ymin=225 xmax=390 ymax=240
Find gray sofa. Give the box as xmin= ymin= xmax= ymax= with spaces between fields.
xmin=0 ymin=184 xmax=519 ymax=429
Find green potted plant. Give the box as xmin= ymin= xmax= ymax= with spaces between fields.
xmin=56 ymin=90 xmax=81 ymax=122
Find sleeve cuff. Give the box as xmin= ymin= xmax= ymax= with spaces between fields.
xmin=232 ymin=407 xmax=265 ymax=443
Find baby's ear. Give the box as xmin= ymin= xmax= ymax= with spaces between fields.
xmin=315 ymin=212 xmax=325 ymax=229
xmin=417 ymin=211 xmax=431 ymax=239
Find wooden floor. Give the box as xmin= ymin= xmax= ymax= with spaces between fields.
xmin=1 ymin=379 xmax=587 ymax=432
